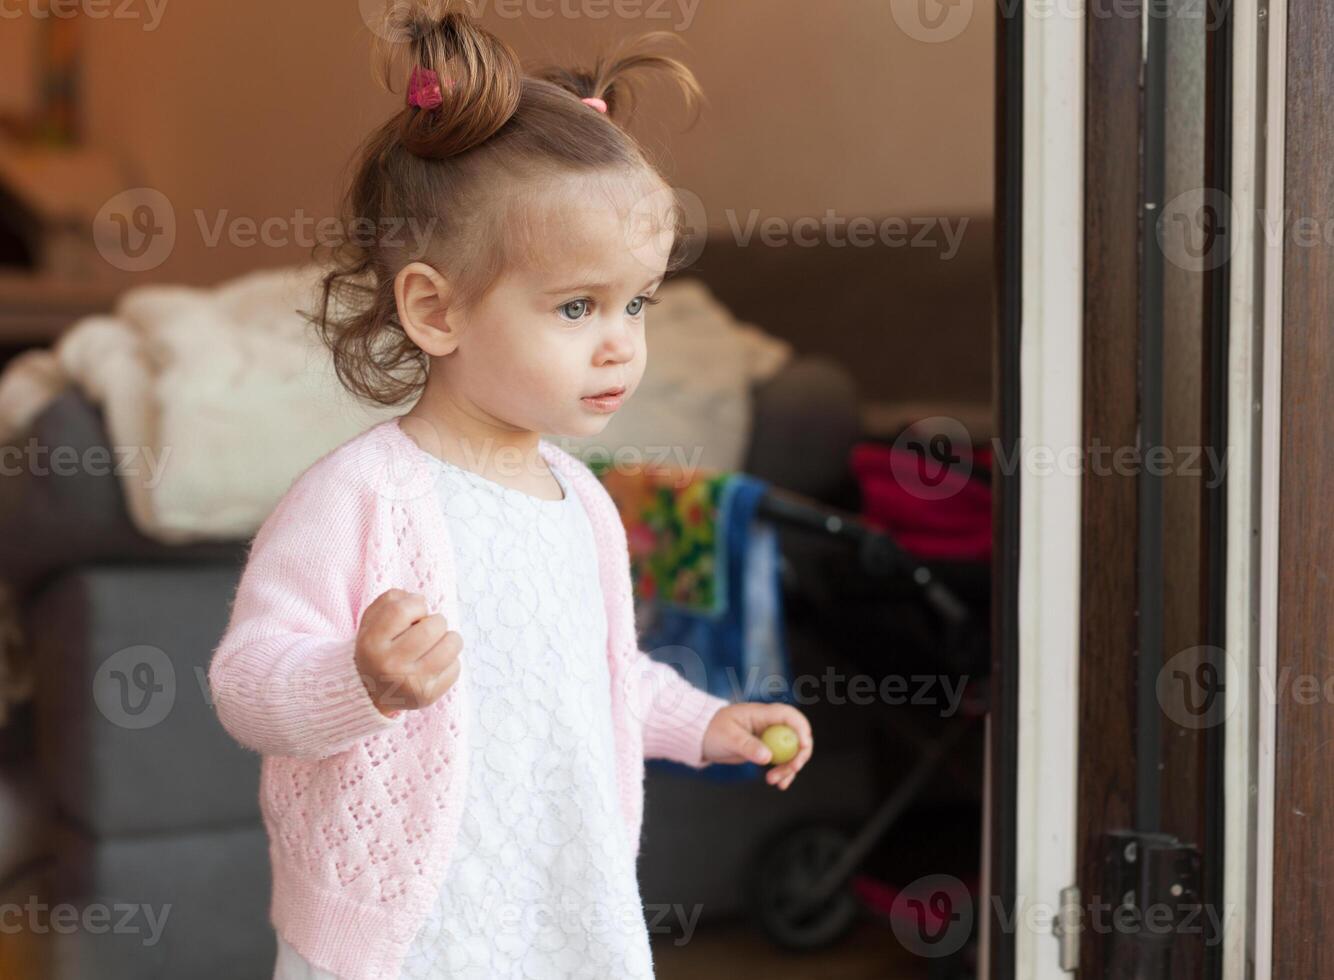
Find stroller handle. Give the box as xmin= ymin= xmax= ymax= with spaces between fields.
xmin=755 ymin=488 xmax=973 ymax=629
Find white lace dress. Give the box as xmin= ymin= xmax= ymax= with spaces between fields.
xmin=273 ymin=454 xmax=655 ymax=980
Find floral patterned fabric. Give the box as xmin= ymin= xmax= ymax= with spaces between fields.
xmin=592 ymin=461 xmax=730 ymax=616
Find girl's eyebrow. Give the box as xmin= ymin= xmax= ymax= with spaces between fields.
xmin=543 ymin=275 xmax=663 ymax=296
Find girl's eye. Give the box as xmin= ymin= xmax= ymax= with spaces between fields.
xmin=558 ymin=298 xmax=591 ymax=322
xmin=628 ymin=295 xmax=662 ymax=317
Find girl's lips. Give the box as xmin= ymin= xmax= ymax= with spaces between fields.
xmin=581 ymin=389 xmax=625 ymax=412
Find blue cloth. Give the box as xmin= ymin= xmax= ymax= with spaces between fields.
xmin=639 ymin=474 xmax=792 ymax=783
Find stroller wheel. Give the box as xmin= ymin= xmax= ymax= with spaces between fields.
xmin=746 ymin=821 xmax=863 ymax=952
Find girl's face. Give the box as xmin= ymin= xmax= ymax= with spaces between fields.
xmin=434 ymin=173 xmax=676 ymax=442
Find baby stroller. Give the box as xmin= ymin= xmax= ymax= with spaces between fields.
xmin=741 ymin=436 xmax=993 ymax=978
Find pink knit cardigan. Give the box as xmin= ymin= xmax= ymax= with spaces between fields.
xmin=207 ymin=417 xmax=730 ymax=980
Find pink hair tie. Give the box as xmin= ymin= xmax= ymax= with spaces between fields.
xmin=581 ymin=96 xmax=608 ymax=114
xmin=408 ymin=66 xmax=445 ymax=110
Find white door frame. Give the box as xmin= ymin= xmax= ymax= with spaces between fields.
xmin=1223 ymin=0 xmax=1286 ymax=977
xmin=1014 ymin=1 xmax=1085 ymax=978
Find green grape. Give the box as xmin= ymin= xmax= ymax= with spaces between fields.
xmin=760 ymin=723 xmax=799 ymax=765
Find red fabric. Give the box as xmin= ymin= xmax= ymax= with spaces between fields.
xmin=850 ymin=442 xmax=992 ymax=562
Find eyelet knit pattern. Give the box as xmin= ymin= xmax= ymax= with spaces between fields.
xmin=208 ymin=417 xmax=730 ymax=980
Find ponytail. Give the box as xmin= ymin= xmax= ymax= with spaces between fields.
xmin=372 ymin=0 xmax=524 ymax=158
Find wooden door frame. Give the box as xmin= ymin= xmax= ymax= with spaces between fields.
xmin=1268 ymin=0 xmax=1334 ymax=974
xmin=1076 ymin=0 xmax=1143 ymax=958
xmin=1076 ymin=0 xmax=1236 ymax=976
xmin=988 ymin=2 xmax=1244 ymax=978
xmin=991 ymin=2 xmax=1330 ymax=977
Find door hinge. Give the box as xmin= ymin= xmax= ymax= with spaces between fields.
xmin=1054 ymin=884 xmax=1081 ymax=972
xmin=1102 ymin=829 xmax=1203 ymax=977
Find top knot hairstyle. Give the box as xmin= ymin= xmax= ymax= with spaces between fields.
xmin=304 ymin=0 xmax=704 ymax=407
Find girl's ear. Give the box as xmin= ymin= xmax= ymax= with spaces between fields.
xmin=395 ymin=261 xmax=462 ymax=357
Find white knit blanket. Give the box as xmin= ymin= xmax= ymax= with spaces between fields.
xmin=0 ymin=263 xmax=790 ymax=722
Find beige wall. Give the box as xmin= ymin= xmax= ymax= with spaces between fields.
xmin=0 ymin=15 xmax=40 ymax=119
xmin=69 ymin=0 xmax=992 ymax=285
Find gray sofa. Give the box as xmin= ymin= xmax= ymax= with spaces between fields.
xmin=0 ymin=355 xmax=893 ymax=979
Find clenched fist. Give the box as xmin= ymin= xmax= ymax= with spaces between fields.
xmin=355 ymin=588 xmax=464 ymax=717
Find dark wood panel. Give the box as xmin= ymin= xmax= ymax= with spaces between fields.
xmin=1195 ymin=18 xmax=1232 ymax=980
xmin=988 ymin=2 xmax=1021 ymax=977
xmin=1078 ymin=2 xmax=1143 ymax=975
xmin=1272 ymin=2 xmax=1334 ymax=975
xmin=1157 ymin=14 xmax=1223 ymax=980
xmin=680 ymin=219 xmax=994 ymax=407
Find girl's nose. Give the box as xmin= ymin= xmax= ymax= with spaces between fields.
xmin=596 ymin=319 xmax=638 ymax=365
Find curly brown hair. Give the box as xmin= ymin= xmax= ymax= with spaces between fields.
xmin=302 ymin=0 xmax=704 ymax=407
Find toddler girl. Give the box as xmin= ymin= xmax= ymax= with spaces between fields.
xmin=206 ymin=4 xmax=813 ymax=979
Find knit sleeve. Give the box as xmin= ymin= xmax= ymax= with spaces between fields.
xmin=206 ymin=457 xmax=405 ymax=759
xmin=635 ymin=650 xmax=730 ymax=769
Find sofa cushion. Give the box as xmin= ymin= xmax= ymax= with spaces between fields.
xmin=31 ymin=564 xmax=258 ymax=837
xmin=0 ymin=748 xmax=52 ymax=880
xmin=0 ymin=390 xmax=246 ymax=596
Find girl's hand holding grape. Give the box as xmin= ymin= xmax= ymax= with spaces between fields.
xmin=701 ymin=702 xmax=814 ymax=790
xmin=355 ymin=588 xmax=464 ymax=717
